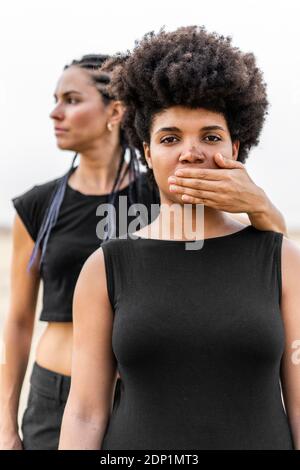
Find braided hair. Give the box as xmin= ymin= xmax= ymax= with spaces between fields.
xmin=27 ymin=54 xmax=142 ymax=273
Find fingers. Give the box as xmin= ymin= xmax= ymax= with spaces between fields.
xmin=174 ymin=168 xmax=229 ymax=180
xmin=180 ymin=193 xmax=219 ymax=207
xmin=174 ymin=154 xmax=244 ymax=180
xmin=169 ymin=184 xmax=219 ymax=203
xmin=168 ymin=176 xmax=221 ymax=192
xmin=214 ymin=153 xmax=245 ymax=169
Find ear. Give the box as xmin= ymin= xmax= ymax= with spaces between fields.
xmin=108 ymin=100 xmax=125 ymax=126
xmin=143 ymin=142 xmax=152 ymax=169
xmin=232 ymin=140 xmax=240 ymax=161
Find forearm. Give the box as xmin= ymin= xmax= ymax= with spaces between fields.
xmin=247 ymin=188 xmax=288 ymax=236
xmin=289 ymin=414 xmax=300 ymax=450
xmin=0 ymin=317 xmax=34 ymax=434
xmin=59 ymin=402 xmax=109 ymax=450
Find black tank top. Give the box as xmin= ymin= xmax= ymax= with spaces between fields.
xmin=11 ymin=170 xmax=160 ymax=322
xmin=101 ymin=226 xmax=295 ymax=450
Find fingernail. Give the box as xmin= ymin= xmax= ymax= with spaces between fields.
xmin=175 ymin=170 xmax=183 ymax=176
xmin=170 ymin=185 xmax=177 ymax=191
xmin=168 ymin=176 xmax=176 ymax=183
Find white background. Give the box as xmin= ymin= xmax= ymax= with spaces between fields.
xmin=0 ymin=0 xmax=299 ymax=229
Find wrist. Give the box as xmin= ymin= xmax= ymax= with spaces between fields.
xmin=247 ymin=188 xmax=287 ymax=235
xmin=0 ymin=413 xmax=19 ymax=435
xmin=0 ymin=425 xmax=19 ymax=438
xmin=247 ymin=186 xmax=269 ymax=218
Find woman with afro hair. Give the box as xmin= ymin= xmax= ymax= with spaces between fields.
xmin=59 ymin=26 xmax=300 ymax=450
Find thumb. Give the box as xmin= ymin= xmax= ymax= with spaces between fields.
xmin=214 ymin=153 xmax=244 ymax=169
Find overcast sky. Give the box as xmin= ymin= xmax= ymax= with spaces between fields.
xmin=1 ymin=0 xmax=299 ymax=229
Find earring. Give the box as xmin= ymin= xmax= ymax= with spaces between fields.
xmin=107 ymin=122 xmax=113 ymax=132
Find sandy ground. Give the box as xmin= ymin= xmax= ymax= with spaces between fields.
xmin=1 ymin=227 xmax=300 ymax=438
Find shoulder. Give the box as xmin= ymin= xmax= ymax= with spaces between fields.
xmin=72 ymin=247 xmax=114 ymax=332
xmin=76 ymin=246 xmax=113 ymax=306
xmin=78 ymin=246 xmax=106 ymax=282
xmin=282 ymin=235 xmax=300 ymax=264
xmin=281 ymin=235 xmax=300 ymax=296
xmin=11 ymin=174 xmax=64 ymax=241
xmin=101 ymin=237 xmax=131 ymax=253
xmin=12 ymin=175 xmax=62 ymax=208
xmin=74 ymin=247 xmax=108 ymax=306
xmin=80 ymin=241 xmax=126 ymax=279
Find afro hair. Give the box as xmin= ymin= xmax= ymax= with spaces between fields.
xmin=110 ymin=25 xmax=269 ymax=186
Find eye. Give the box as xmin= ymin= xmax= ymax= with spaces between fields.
xmin=66 ymin=97 xmax=79 ymax=104
xmin=160 ymin=136 xmax=179 ymax=144
xmin=203 ymin=135 xmax=221 ymax=142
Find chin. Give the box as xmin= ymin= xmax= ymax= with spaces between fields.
xmin=165 ymin=192 xmax=184 ymax=206
xmin=56 ymin=141 xmax=74 ymax=151
xmin=56 ymin=144 xmax=67 ymax=150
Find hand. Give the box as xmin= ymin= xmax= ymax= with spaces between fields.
xmin=168 ymin=152 xmax=267 ymax=215
xmin=0 ymin=431 xmax=23 ymax=450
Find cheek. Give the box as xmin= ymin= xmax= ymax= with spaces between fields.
xmin=214 ymin=140 xmax=233 ymax=158
xmin=151 ymin=144 xmax=177 ymax=172
xmin=68 ymin=104 xmax=106 ymax=134
xmin=200 ymin=141 xmax=234 ymax=165
xmin=150 ymin=144 xmax=179 ymax=187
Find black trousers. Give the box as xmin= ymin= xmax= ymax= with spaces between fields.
xmin=21 ymin=361 xmax=121 ymax=450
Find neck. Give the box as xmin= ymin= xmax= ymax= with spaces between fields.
xmin=71 ymin=133 xmax=124 ymax=194
xmin=151 ymin=193 xmax=243 ymax=240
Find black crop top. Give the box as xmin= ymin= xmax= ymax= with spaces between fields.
xmin=11 ymin=169 xmax=160 ymax=322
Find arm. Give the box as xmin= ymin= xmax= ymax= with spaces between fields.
xmin=246 ymin=191 xmax=288 ymax=236
xmin=58 ymin=248 xmax=117 ymax=450
xmin=230 ymin=193 xmax=288 ymax=236
xmin=0 ymin=214 xmax=40 ymax=450
xmin=280 ymin=237 xmax=300 ymax=450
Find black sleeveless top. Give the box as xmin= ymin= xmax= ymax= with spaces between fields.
xmin=11 ymin=170 xmax=160 ymax=322
xmin=100 ymin=226 xmax=295 ymax=450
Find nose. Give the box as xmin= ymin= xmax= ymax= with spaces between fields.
xmin=178 ymin=146 xmax=205 ymax=164
xmin=49 ymin=103 xmax=64 ymax=121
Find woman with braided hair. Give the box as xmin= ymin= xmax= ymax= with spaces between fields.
xmin=0 ymin=53 xmax=159 ymax=450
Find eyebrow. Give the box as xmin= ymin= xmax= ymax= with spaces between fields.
xmin=155 ymin=125 xmax=226 ymax=134
xmin=53 ymin=90 xmax=83 ymax=99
